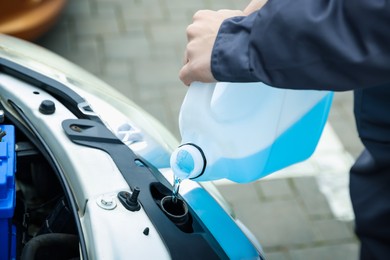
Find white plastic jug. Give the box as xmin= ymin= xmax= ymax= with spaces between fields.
xmin=170 ymin=82 xmax=333 ymax=183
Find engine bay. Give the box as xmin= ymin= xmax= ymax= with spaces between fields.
xmin=0 ymin=36 xmax=262 ymax=259
xmin=1 ymin=119 xmax=80 ymax=260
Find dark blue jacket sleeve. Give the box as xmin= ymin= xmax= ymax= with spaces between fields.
xmin=211 ymin=0 xmax=390 ymax=91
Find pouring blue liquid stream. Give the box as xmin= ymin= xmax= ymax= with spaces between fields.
xmin=172 ymin=176 xmax=181 ymax=203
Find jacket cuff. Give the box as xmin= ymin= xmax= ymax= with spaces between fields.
xmin=211 ymin=15 xmax=258 ymax=82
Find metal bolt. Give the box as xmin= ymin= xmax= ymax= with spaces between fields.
xmin=70 ymin=125 xmax=82 ymax=132
xmin=96 ymin=195 xmax=117 ymax=210
xmin=101 ymin=198 xmax=113 ymax=206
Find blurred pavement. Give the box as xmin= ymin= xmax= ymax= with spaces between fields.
xmin=36 ymin=0 xmax=363 ymax=259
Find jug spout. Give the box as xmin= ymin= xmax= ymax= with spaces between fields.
xmin=170 ymin=143 xmax=206 ymax=180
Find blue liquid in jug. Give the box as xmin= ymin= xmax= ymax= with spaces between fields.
xmin=200 ymin=92 xmax=333 ymax=183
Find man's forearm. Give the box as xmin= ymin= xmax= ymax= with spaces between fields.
xmin=212 ymin=0 xmax=390 ymax=90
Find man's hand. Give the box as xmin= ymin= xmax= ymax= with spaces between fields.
xmin=179 ymin=10 xmax=244 ymax=86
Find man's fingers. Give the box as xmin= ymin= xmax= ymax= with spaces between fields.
xmin=183 ymin=49 xmax=188 ymax=65
xmin=186 ymin=21 xmax=204 ymax=42
xmin=193 ymin=10 xmax=214 ymax=21
xmin=179 ymin=64 xmax=192 ymax=86
xmin=180 ymin=9 xmax=221 ymax=85
xmin=186 ymin=24 xmax=196 ymax=41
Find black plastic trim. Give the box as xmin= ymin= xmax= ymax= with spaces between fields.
xmin=0 ymin=57 xmax=101 ymax=122
xmin=62 ymin=119 xmax=229 ymax=260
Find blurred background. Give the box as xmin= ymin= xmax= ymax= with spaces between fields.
xmin=1 ymin=0 xmax=364 ymax=259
